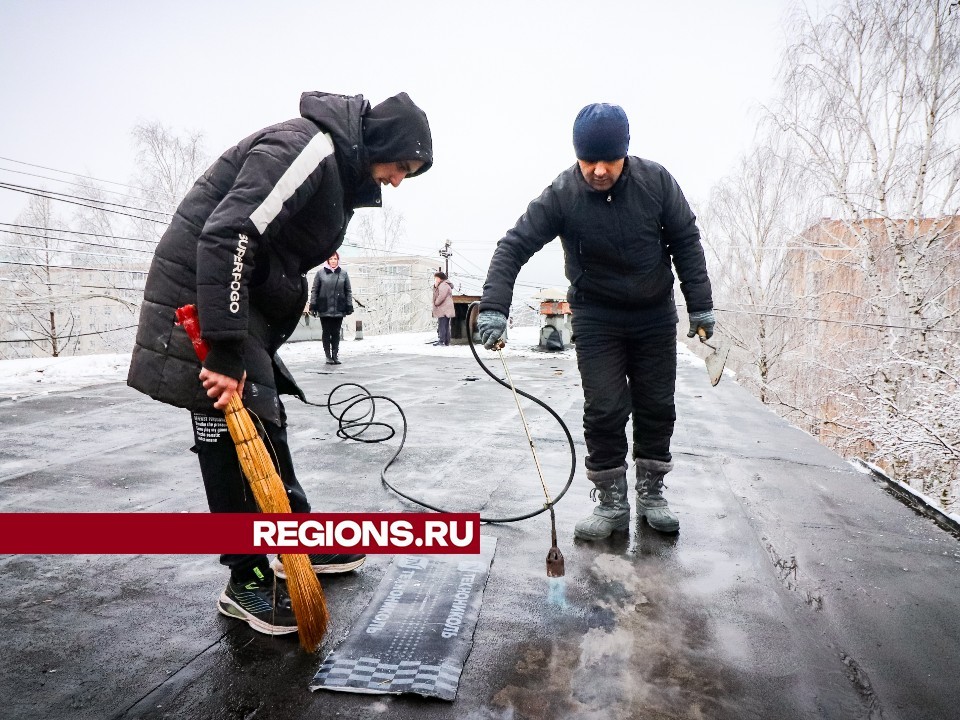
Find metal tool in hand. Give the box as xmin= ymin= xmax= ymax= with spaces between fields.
xmin=697 ymin=328 xmax=730 ymax=387
xmin=493 ymin=339 xmax=565 ymax=577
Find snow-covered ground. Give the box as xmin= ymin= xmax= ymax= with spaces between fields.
xmin=0 ymin=352 xmax=133 ymax=400
xmin=0 ymin=325 xmax=707 ymax=400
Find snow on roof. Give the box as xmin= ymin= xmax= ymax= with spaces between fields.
xmin=0 ymin=326 xmax=708 ymax=400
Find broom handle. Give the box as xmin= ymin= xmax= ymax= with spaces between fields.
xmin=175 ymin=305 xmax=278 ymax=503
xmin=176 ymin=305 xmax=248 ymax=413
xmin=174 ymin=304 xmax=328 ymax=651
xmin=176 ymin=305 xmax=290 ymax=504
xmin=175 ymin=305 xmax=210 ymax=362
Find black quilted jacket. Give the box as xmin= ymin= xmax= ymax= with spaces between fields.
xmin=127 ymin=92 xmax=385 ymax=423
xmin=480 ymin=157 xmax=712 ymax=321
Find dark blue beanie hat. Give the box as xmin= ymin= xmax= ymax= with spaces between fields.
xmin=572 ymin=103 xmax=630 ymax=161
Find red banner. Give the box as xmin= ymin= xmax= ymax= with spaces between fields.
xmin=0 ymin=513 xmax=481 ymax=554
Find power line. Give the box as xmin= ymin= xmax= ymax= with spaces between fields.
xmin=349 ymin=273 xmax=437 ymax=284
xmin=0 ymin=184 xmax=169 ymax=224
xmin=0 ymin=324 xmax=138 ymax=344
xmin=0 ymin=278 xmax=144 ymax=292
xmin=0 ymin=231 xmax=154 ymax=255
xmin=446 ymin=265 xmax=550 ymax=292
xmin=5 ymin=292 xmax=137 ymax=308
xmin=2 ymin=203 xmax=544 ymax=292
xmin=0 ymin=259 xmax=147 ymax=275
xmin=0 ymin=165 xmax=168 ymax=204
xmin=0 ymin=155 xmax=156 ymax=194
xmin=5 ymin=293 xmax=134 ymax=305
xmin=340 ymin=242 xmax=440 ymax=262
xmin=0 ymin=242 xmax=152 ymax=262
xmin=715 ymin=298 xmax=959 ymax=326
xmin=0 ymin=181 xmax=172 ymax=218
xmin=0 ymin=222 xmax=159 ymax=246
xmin=714 ymin=305 xmax=960 ymax=336
xmin=449 ymin=253 xmax=490 ymax=278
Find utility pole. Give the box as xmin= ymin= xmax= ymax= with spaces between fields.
xmin=439 ymin=239 xmax=453 ymax=277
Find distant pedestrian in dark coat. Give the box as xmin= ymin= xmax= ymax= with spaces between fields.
xmin=310 ymin=252 xmax=353 ymax=364
xmin=432 ymin=272 xmax=455 ymax=346
xmin=126 ymin=90 xmax=432 ymax=636
xmin=477 ymin=103 xmax=714 ymax=539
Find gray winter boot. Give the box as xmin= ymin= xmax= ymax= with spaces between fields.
xmin=635 ymin=458 xmax=679 ymax=533
xmin=574 ymin=464 xmax=630 ymax=540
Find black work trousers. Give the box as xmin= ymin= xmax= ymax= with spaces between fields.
xmin=191 ymin=402 xmax=311 ymax=576
xmin=571 ymin=305 xmax=678 ymax=471
xmin=320 ymin=316 xmax=343 ymax=359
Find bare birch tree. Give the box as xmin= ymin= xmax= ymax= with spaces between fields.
xmin=767 ymin=0 xmax=960 ymax=507
xmin=0 ymin=195 xmax=79 ymax=356
xmin=0 ymin=122 xmax=205 ymax=357
xmin=348 ymin=204 xmax=407 ymax=256
xmin=130 ymin=121 xmax=208 ymax=241
xmin=701 ymin=143 xmax=815 ymax=405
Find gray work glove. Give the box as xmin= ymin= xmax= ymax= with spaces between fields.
xmin=687 ymin=310 xmax=716 ymax=340
xmin=477 ymin=310 xmax=508 ymax=349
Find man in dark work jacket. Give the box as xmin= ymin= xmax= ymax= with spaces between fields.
xmin=127 ymin=91 xmax=432 ymax=635
xmin=477 ymin=103 xmax=714 ymax=540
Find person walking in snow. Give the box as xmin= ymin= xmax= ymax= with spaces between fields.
xmin=432 ymin=271 xmax=455 ymax=346
xmin=310 ymin=252 xmax=353 ymax=364
xmin=127 ymin=91 xmax=432 ymax=635
xmin=477 ymin=103 xmax=714 ymax=539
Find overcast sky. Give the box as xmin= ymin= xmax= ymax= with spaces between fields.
xmin=1 ymin=0 xmax=794 ymax=296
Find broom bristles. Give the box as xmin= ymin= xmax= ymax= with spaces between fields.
xmin=282 ymin=554 xmax=329 ymax=650
xmin=223 ymin=395 xmax=330 ymax=651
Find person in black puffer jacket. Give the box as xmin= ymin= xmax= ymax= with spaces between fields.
xmin=309 ymin=251 xmax=353 ymax=364
xmin=126 ymin=91 xmax=432 ymax=635
xmin=477 ymin=103 xmax=714 ymax=540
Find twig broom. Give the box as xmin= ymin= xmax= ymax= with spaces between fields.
xmin=175 ymin=304 xmax=328 ymax=651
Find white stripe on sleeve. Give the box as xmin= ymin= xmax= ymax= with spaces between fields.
xmin=249 ymin=132 xmax=334 ymax=235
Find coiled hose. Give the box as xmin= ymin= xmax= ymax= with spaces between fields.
xmin=303 ymin=303 xmax=576 ymax=524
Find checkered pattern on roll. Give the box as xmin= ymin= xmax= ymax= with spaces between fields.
xmin=312 ymin=654 xmax=462 ymax=699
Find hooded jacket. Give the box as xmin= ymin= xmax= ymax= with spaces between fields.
xmin=432 ymin=280 xmax=455 ymax=319
xmin=479 ymin=157 xmax=712 ymax=323
xmin=127 ymin=92 xmax=431 ymax=423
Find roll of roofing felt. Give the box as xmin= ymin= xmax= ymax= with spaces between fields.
xmin=310 ymin=536 xmax=497 ymax=701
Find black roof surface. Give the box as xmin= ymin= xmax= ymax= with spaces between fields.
xmin=2 ymin=344 xmax=958 ymax=720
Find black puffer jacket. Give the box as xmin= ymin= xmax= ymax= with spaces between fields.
xmin=310 ymin=266 xmax=353 ymax=318
xmin=480 ymin=157 xmax=712 ymax=321
xmin=127 ymin=92 xmax=423 ymax=424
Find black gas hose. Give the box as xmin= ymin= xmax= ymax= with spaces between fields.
xmin=302 ymin=302 xmax=576 ymax=524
